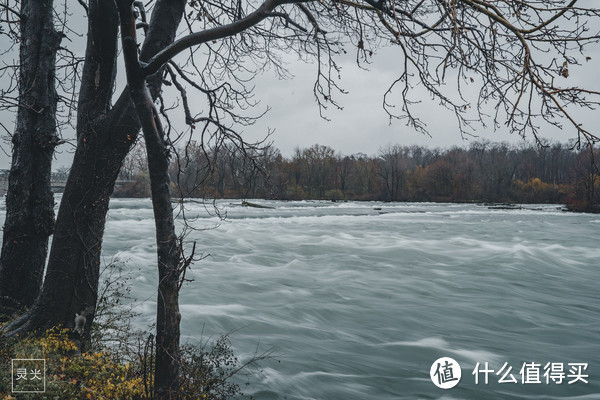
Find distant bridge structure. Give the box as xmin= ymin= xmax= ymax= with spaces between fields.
xmin=0 ymin=169 xmax=133 ymax=197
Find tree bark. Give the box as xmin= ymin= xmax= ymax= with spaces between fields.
xmin=1 ymin=0 xmax=187 ymax=340
xmin=134 ymin=84 xmax=182 ymax=400
xmin=0 ymin=0 xmax=60 ymax=313
xmin=118 ymin=2 xmax=182 ymax=397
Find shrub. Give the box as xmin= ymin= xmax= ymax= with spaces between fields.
xmin=0 ymin=327 xmax=144 ymax=399
xmin=0 ymin=261 xmax=272 ymax=399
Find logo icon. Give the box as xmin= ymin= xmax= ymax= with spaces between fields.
xmin=430 ymin=357 xmax=461 ymax=389
xmin=11 ymin=359 xmax=46 ymax=393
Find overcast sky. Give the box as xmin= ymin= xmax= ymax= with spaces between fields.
xmin=248 ymin=43 xmax=600 ymax=157
xmin=2 ymin=5 xmax=600 ymax=170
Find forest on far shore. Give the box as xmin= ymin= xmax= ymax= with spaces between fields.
xmin=114 ymin=140 xmax=600 ymax=212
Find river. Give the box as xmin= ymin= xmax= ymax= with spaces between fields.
xmin=4 ymin=199 xmax=600 ymax=399
xmin=103 ymin=200 xmax=600 ymax=400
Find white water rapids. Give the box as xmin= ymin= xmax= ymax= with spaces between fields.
xmin=3 ymin=199 xmax=600 ymax=399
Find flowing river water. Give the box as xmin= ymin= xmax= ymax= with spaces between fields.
xmin=3 ymin=199 xmax=600 ymax=399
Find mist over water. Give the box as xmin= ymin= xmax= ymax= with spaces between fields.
xmin=4 ymin=199 xmax=600 ymax=399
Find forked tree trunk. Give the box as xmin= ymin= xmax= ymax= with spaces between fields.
xmin=1 ymin=107 xmax=136 ymax=339
xmin=1 ymin=0 xmax=187 ymax=340
xmin=0 ymin=0 xmax=60 ymax=314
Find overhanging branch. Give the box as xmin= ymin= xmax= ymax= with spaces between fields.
xmin=142 ymin=0 xmax=308 ymax=77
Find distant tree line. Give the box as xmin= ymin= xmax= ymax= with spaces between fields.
xmin=115 ymin=140 xmax=600 ymax=211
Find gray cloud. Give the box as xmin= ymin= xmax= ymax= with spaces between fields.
xmin=2 ymin=8 xmax=600 ymax=169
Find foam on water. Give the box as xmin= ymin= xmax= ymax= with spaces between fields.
xmin=2 ymin=199 xmax=599 ymax=399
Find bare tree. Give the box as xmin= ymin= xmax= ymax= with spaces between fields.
xmin=2 ymin=0 xmax=600 ymax=397
xmin=0 ymin=0 xmax=60 ymax=313
xmin=378 ymin=144 xmax=408 ymax=201
xmin=116 ymin=2 xmax=188 ymax=396
xmin=2 ymin=0 xmax=187 ymax=344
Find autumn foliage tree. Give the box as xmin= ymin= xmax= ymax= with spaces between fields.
xmin=118 ymin=140 xmax=591 ymax=206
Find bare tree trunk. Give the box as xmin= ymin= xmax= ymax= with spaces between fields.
xmin=0 ymin=0 xmax=60 ymax=314
xmin=1 ymin=0 xmax=186 ymax=341
xmin=137 ymin=93 xmax=182 ymax=399
xmin=118 ymin=2 xmax=182 ymax=396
